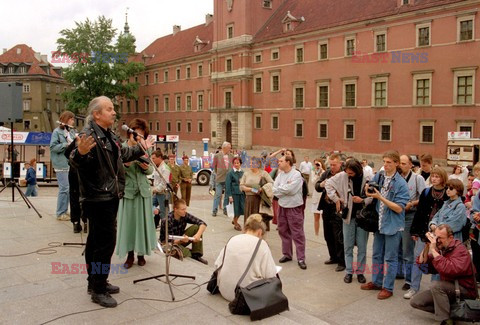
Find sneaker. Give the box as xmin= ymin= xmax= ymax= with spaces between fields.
xmin=91 ymin=292 xmax=117 ymax=308
xmin=402 ymin=283 xmax=411 ymax=291
xmin=377 ymin=289 xmax=393 ymax=300
xmin=57 ymin=213 xmax=70 ymax=221
xmin=403 ymin=288 xmax=417 ymax=299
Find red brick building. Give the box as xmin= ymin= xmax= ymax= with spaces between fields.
xmin=122 ymin=0 xmax=479 ymax=160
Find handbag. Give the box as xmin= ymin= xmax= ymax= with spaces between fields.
xmin=207 ymin=238 xmax=231 ymax=294
xmin=228 ymin=238 xmax=289 ymax=320
xmin=355 ymin=199 xmax=379 ymax=232
xmin=450 ymin=253 xmax=480 ymax=321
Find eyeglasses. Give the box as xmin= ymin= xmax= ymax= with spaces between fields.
xmin=447 ymin=186 xmax=456 ymax=191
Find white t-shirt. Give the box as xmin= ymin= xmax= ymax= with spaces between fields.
xmin=299 ymin=161 xmax=312 ymax=175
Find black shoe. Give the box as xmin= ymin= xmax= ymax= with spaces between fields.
xmin=279 ymin=256 xmax=292 ymax=263
xmin=402 ymin=283 xmax=411 ymax=291
xmin=91 ymin=292 xmax=117 ymax=308
xmin=192 ymin=255 xmax=208 ymax=265
xmin=357 ymin=274 xmax=366 ymax=283
xmin=298 ymin=260 xmax=307 ymax=270
xmin=344 ymin=274 xmax=353 ymax=283
xmin=223 ymin=209 xmax=227 ymax=216
xmin=335 ymin=265 xmax=346 ymax=272
xmin=324 ymin=259 xmax=337 ymax=265
xmin=88 ymin=282 xmax=120 ymax=295
xmin=212 ymin=211 xmax=217 ymax=217
xmin=83 ymin=222 xmax=88 ymax=233
xmin=73 ymin=222 xmax=82 ymax=233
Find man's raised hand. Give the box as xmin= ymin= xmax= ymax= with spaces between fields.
xmin=76 ymin=134 xmax=96 ymax=155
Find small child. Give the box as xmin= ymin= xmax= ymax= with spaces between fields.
xmin=25 ymin=158 xmax=38 ymax=197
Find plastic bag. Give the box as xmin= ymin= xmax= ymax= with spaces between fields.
xmin=226 ymin=203 xmax=235 ymax=218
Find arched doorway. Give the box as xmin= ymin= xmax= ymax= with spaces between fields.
xmin=226 ymin=120 xmax=232 ymax=144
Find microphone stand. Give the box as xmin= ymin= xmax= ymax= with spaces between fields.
xmin=132 ymin=136 xmax=195 ymax=301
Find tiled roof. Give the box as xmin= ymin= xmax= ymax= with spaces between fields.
xmin=253 ymin=0 xmax=468 ymax=42
xmin=0 ymin=44 xmax=61 ymax=78
xmin=133 ymin=23 xmax=213 ymax=66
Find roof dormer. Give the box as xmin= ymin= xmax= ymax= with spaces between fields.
xmin=282 ymin=11 xmax=304 ymax=32
xmin=193 ymin=36 xmax=209 ymax=52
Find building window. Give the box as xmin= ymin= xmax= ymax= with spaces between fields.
xmin=344 ymin=122 xmax=355 ymax=140
xmin=271 ymin=49 xmax=279 ymax=60
xmin=295 ymin=120 xmax=303 ymax=137
xmin=145 ymin=98 xmax=150 ymax=113
xmin=186 ymin=94 xmax=192 ymax=111
xmin=23 ymin=100 xmax=31 ymax=111
xmin=254 ymin=76 xmax=262 ymax=93
xmin=46 ymin=83 xmax=51 ymax=93
xmin=458 ymin=17 xmax=474 ymax=41
xmin=412 ymin=71 xmax=433 ymax=106
xmin=164 ymin=69 xmax=169 ymax=82
xmin=176 ymin=95 xmax=181 ymax=111
xmin=345 ymin=36 xmax=356 ymax=56
xmin=198 ymin=121 xmax=203 ymax=133
xmin=7 ymin=66 xmax=15 ymax=74
xmin=145 ymin=73 xmax=149 ymax=85
xmin=156 ymin=121 xmax=160 ymax=131
xmin=56 ymin=85 xmax=60 ymax=94
xmin=262 ymin=0 xmax=272 ymax=8
xmin=271 ymin=74 xmax=280 ymax=92
xmin=226 ymin=58 xmax=232 ymax=72
xmin=198 ymin=64 xmax=203 ymax=77
xmin=225 ymin=91 xmax=232 ymax=109
xmin=420 ymin=122 xmax=434 ymax=143
xmin=318 ymin=121 xmax=328 ymax=139
xmin=19 ymin=66 xmax=27 ymax=74
xmin=135 ymin=100 xmax=139 ymax=113
xmin=227 ymin=24 xmax=234 ymax=39
xmin=375 ymin=32 xmax=386 ymax=52
xmin=24 ymin=120 xmax=30 ymax=130
xmin=55 ymin=100 xmax=61 ymax=113
xmin=295 ymin=46 xmax=304 ymax=63
xmin=293 ymin=85 xmax=304 ymax=108
xmin=379 ymin=122 xmax=392 ymax=141
xmin=271 ymin=115 xmax=279 ymax=130
xmin=23 ymin=83 xmax=30 ymax=93
xmin=154 ymin=72 xmax=159 ymax=83
xmin=453 ymin=68 xmax=476 ymax=105
xmin=127 ymin=101 xmax=131 ymax=113
xmin=149 ymin=121 xmax=153 ymax=131
xmin=135 ymin=76 xmax=138 ymax=83
xmin=164 ymin=96 xmax=170 ymax=112
xmin=343 ymin=81 xmax=357 ymax=107
xmin=457 ymin=121 xmax=474 ymax=137
xmin=317 ymin=82 xmax=329 ymax=108
xmin=197 ymin=93 xmax=204 ymax=111
xmin=255 ymin=114 xmax=262 ymax=129
xmin=318 ymin=41 xmax=328 ymax=60
xmin=254 ymin=53 xmax=262 ymax=63
xmin=46 ymin=100 xmax=51 ymax=111
xmin=154 ymin=97 xmax=159 ymax=112
xmin=176 ymin=68 xmax=180 ymax=80
xmin=186 ymin=66 xmax=191 ymax=79
xmin=416 ymin=23 xmax=431 ymax=47
xmin=176 ymin=121 xmax=181 ymax=132
xmin=371 ymin=77 xmax=388 ymax=107
xmin=187 ymin=121 xmax=192 ymax=133
xmin=167 ymin=121 xmax=171 ymax=132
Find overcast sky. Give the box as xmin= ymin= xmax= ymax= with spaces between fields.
xmin=2 ymin=0 xmax=213 ymax=62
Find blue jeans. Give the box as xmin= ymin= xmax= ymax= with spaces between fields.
xmin=25 ymin=184 xmax=38 ymax=197
xmin=55 ymin=171 xmax=69 ymax=216
xmin=401 ymin=212 xmax=416 ymax=284
xmin=212 ymin=182 xmax=226 ymax=214
xmin=372 ymin=231 xmax=402 ymax=292
xmin=410 ymin=238 xmax=440 ymax=290
xmin=153 ymin=193 xmax=169 ymax=219
xmin=343 ymin=220 xmax=368 ymax=274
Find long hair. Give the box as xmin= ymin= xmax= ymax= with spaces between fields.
xmin=85 ymin=96 xmax=111 ymax=125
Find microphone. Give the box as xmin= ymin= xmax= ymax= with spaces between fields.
xmin=121 ymin=124 xmax=144 ymax=139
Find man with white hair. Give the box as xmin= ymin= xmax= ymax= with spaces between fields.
xmin=69 ymin=96 xmax=153 ymax=308
xmin=211 ymin=141 xmax=233 ymax=216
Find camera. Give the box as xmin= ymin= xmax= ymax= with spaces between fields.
xmin=136 ymin=156 xmax=150 ymax=164
xmin=367 ymin=182 xmax=380 ymax=194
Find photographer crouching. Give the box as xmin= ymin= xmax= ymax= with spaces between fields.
xmin=410 ymin=224 xmax=477 ymax=324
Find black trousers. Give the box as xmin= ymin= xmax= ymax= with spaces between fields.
xmin=322 ymin=208 xmax=345 ymax=266
xmin=69 ymin=169 xmax=86 ymax=224
xmin=84 ymin=199 xmax=119 ymax=294
xmin=471 ymin=238 xmax=480 ymax=282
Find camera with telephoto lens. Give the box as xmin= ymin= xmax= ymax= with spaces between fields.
xmin=367 ymin=182 xmax=380 ymax=194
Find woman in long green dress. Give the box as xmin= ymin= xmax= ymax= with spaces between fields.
xmin=116 ymin=118 xmax=157 ymax=268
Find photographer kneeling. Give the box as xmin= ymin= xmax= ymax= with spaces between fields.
xmin=410 ymin=224 xmax=477 ymax=325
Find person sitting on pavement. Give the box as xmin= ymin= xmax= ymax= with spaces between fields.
xmin=214 ymin=214 xmax=277 ymax=302
xmin=410 ymin=224 xmax=477 ymax=325
xmin=160 ymin=199 xmax=208 ymax=264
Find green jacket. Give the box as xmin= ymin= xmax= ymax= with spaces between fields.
xmin=179 ymin=164 xmax=193 ymax=182
xmin=122 ymin=142 xmax=153 ymax=199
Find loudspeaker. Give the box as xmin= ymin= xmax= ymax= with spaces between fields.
xmin=0 ymin=82 xmax=23 ymax=123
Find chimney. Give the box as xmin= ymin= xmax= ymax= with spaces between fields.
xmin=41 ymin=54 xmax=48 ymax=63
xmin=34 ymin=52 xmax=41 ymax=61
xmin=205 ymin=14 xmax=213 ymax=26
xmin=173 ymin=25 xmax=181 ymax=35
xmin=2 ymin=48 xmax=7 ymax=54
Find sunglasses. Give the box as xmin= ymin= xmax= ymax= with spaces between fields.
xmin=447 ymin=186 xmax=457 ymax=191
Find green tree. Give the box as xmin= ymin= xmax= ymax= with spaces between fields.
xmin=56 ymin=16 xmax=144 ymax=115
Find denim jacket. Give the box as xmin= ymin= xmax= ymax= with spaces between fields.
xmin=50 ymin=127 xmax=76 ymax=170
xmin=372 ymin=171 xmax=410 ymax=235
xmin=429 ymin=197 xmax=466 ymax=241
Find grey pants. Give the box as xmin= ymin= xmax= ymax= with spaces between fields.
xmin=410 ymin=280 xmax=470 ymax=321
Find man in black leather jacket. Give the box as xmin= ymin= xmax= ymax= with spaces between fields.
xmin=69 ymin=96 xmax=152 ymax=308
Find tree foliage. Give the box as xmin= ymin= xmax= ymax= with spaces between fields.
xmin=56 ymin=16 xmax=144 ymax=115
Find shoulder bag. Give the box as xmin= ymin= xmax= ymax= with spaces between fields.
xmin=228 ymin=238 xmax=289 ymax=320
xmin=450 ymin=254 xmax=480 ymax=321
xmin=207 ymin=238 xmax=232 ymax=294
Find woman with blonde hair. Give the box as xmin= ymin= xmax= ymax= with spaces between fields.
xmin=214 ymin=214 xmax=277 ymax=302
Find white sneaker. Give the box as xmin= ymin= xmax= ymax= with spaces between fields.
xmin=57 ymin=214 xmax=70 ymax=221
xmin=403 ymin=288 xmax=417 ymax=299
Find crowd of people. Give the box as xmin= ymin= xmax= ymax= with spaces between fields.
xmin=45 ymin=95 xmax=479 ymax=323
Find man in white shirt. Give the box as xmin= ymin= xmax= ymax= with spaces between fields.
xmin=299 ymin=156 xmax=312 ymax=195
xmin=362 ymin=159 xmax=374 ymax=181
xmin=152 ymin=150 xmax=171 ymax=228
xmin=273 ymin=155 xmax=306 ymax=270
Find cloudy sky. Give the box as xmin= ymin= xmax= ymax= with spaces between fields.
xmin=2 ymin=0 xmax=213 ymax=61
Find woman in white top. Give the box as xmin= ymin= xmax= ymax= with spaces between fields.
xmin=214 ymin=214 xmax=277 ymax=302
xmin=448 ymin=164 xmax=469 ymax=195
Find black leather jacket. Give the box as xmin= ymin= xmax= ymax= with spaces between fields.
xmin=69 ymin=121 xmax=144 ymax=202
